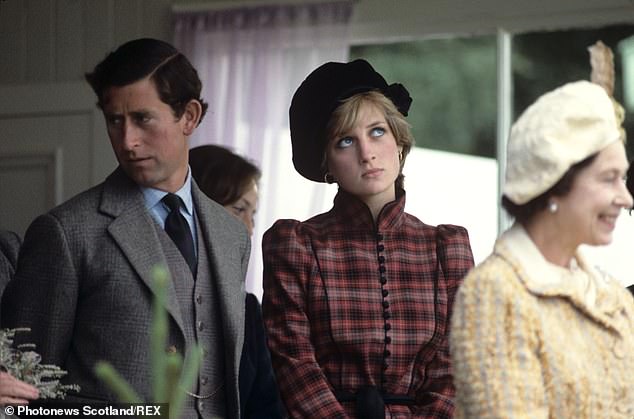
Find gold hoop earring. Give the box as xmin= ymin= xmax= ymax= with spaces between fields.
xmin=324 ymin=173 xmax=335 ymax=184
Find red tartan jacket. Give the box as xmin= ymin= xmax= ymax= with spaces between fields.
xmin=262 ymin=190 xmax=474 ymax=418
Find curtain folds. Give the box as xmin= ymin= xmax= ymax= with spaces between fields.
xmin=173 ymin=1 xmax=352 ymax=298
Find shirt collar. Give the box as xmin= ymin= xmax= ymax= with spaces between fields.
xmin=140 ymin=167 xmax=194 ymax=216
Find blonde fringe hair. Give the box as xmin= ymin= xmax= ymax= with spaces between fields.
xmin=323 ymin=91 xmax=415 ymax=190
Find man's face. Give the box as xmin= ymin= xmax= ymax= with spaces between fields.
xmin=102 ymin=77 xmax=191 ymax=192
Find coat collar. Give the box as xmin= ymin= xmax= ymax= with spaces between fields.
xmin=332 ymin=187 xmax=406 ymax=231
xmin=99 ymin=167 xmax=144 ymax=217
xmin=496 ymin=223 xmax=626 ymax=332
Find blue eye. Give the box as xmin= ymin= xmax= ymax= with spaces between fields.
xmin=336 ymin=137 xmax=354 ymax=148
xmin=371 ymin=127 xmax=385 ymax=137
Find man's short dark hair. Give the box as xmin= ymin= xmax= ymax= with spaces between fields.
xmin=85 ymin=38 xmax=208 ymax=124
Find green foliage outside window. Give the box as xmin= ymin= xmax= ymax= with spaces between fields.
xmin=352 ymin=36 xmax=497 ymax=158
xmin=513 ymin=24 xmax=634 ymax=158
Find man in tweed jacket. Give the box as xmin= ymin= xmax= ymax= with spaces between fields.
xmin=1 ymin=39 xmax=249 ymax=418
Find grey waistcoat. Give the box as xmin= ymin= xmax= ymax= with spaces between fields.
xmin=156 ymin=219 xmax=227 ymax=419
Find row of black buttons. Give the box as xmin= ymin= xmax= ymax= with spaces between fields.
xmin=376 ymin=232 xmax=391 ymax=380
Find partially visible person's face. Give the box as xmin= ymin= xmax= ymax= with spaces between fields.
xmin=555 ymin=141 xmax=633 ymax=247
xmin=224 ymin=179 xmax=258 ymax=236
xmin=102 ymin=77 xmax=199 ymax=192
xmin=326 ymin=102 xmax=402 ymax=209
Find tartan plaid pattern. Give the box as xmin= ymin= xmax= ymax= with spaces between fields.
xmin=262 ymin=190 xmax=474 ymax=418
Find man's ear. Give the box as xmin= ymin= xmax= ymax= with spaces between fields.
xmin=182 ymin=99 xmax=203 ymax=136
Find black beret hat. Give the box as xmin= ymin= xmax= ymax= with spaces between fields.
xmin=289 ymin=59 xmax=412 ymax=182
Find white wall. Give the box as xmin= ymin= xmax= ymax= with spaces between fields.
xmin=403 ymin=148 xmax=498 ymax=265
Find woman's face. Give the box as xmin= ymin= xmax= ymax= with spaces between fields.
xmin=555 ymin=141 xmax=633 ymax=247
xmin=224 ymin=179 xmax=258 ymax=236
xmin=326 ymin=102 xmax=402 ymax=209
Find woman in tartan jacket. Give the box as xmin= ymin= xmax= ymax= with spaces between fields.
xmin=261 ymin=59 xmax=474 ymax=418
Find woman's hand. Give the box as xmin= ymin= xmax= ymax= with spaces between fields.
xmin=0 ymin=371 xmax=39 ymax=405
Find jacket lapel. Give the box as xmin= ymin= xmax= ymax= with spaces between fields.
xmin=100 ymin=168 xmax=185 ymax=333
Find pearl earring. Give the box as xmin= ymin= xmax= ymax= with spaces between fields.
xmin=548 ymin=201 xmax=558 ymax=213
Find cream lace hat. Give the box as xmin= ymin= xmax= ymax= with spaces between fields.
xmin=503 ymin=80 xmax=622 ymax=205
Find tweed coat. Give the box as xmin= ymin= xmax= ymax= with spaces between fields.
xmin=1 ymin=167 xmax=249 ymax=416
xmin=262 ymin=189 xmax=474 ymax=418
xmin=450 ymin=224 xmax=634 ymax=418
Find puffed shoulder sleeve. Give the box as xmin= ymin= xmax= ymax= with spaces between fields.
xmin=261 ymin=220 xmax=314 ymax=305
xmin=261 ymin=219 xmax=348 ymax=418
xmin=436 ymin=224 xmax=474 ymax=304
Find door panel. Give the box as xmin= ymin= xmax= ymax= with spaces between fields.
xmin=0 ymin=82 xmax=115 ymax=237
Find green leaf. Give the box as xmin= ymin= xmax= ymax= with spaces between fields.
xmin=150 ymin=265 xmax=170 ymax=402
xmin=94 ymin=361 xmax=142 ymax=404
xmin=170 ymin=345 xmax=202 ymax=417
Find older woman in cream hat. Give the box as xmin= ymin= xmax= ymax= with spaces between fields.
xmin=450 ymin=78 xmax=634 ymax=418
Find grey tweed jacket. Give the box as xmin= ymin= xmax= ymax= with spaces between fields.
xmin=1 ymin=167 xmax=249 ymax=417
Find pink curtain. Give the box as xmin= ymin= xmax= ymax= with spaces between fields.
xmin=173 ymin=2 xmax=352 ymax=298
